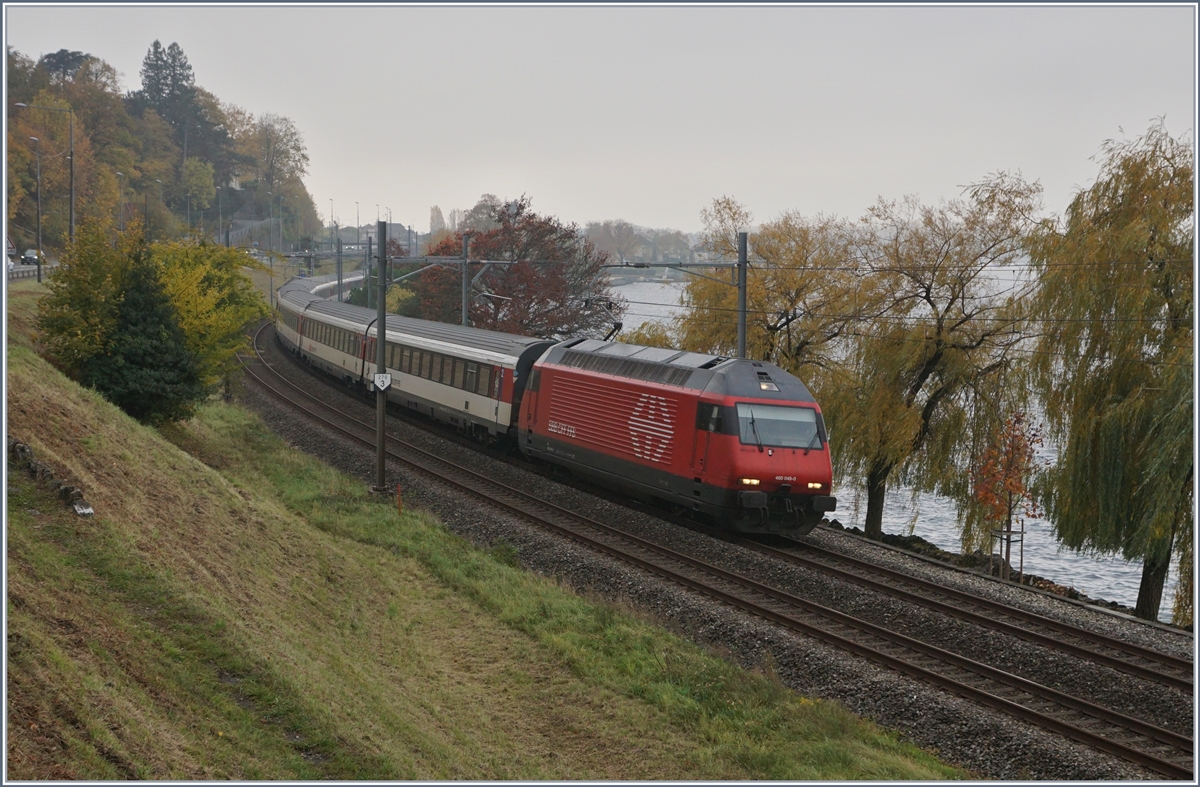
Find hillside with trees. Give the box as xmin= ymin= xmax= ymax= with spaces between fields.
xmin=7 ymin=41 xmax=322 ymax=252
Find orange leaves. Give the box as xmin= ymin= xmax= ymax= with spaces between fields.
xmin=971 ymin=412 xmax=1044 ymax=532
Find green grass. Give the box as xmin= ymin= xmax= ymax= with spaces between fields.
xmin=6 ymin=277 xmax=969 ymax=779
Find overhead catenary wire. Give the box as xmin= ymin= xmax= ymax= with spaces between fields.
xmin=616 ymin=298 xmax=1192 ymax=325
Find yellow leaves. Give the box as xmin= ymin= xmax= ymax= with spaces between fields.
xmin=385 ymin=286 xmax=416 ymax=315
xmin=154 ymin=239 xmax=269 ymax=388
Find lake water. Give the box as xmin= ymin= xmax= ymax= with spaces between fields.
xmin=612 ymin=280 xmax=1179 ymax=621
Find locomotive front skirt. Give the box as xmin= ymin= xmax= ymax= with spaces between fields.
xmin=276 ymin=274 xmax=836 ymax=534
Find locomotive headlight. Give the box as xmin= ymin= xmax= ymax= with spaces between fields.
xmin=740 ymin=478 xmax=761 ymax=486
xmin=807 ymin=482 xmax=823 ymax=489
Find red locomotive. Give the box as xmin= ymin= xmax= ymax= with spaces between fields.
xmin=520 ymin=338 xmax=836 ymax=534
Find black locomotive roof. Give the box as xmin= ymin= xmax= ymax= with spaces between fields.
xmin=541 ymin=339 xmax=817 ymax=403
xmin=278 ymin=274 xmax=554 ymax=360
xmin=701 ymin=359 xmax=816 ymax=403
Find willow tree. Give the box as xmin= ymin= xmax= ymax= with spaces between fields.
xmin=1027 ymin=121 xmax=1193 ymax=623
xmin=824 ymin=177 xmax=1042 ymax=541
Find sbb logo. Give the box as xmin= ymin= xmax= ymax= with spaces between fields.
xmin=629 ymin=394 xmax=673 ymax=463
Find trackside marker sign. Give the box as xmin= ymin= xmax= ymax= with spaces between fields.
xmin=374 ymin=373 xmax=392 ymax=391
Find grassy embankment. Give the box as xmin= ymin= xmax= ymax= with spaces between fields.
xmin=5 ymin=277 xmax=968 ymax=779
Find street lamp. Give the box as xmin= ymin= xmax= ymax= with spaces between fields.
xmin=15 ymin=102 xmax=73 ymax=244
xmin=330 ymin=198 xmax=334 ymax=251
xmin=116 ymin=172 xmax=125 ymax=231
xmin=276 ymin=193 xmax=284 ymax=253
xmin=268 ymin=191 xmax=273 ymax=251
xmin=356 ymin=201 xmax=360 ymax=248
xmin=30 ymin=137 xmax=42 ymax=282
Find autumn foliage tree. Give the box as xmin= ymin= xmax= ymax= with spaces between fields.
xmin=411 ymin=197 xmax=623 ymax=340
xmin=152 ymin=235 xmax=270 ymax=392
xmin=966 ymin=413 xmax=1044 ymax=580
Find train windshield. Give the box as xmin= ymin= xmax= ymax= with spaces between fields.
xmin=735 ymin=403 xmax=821 ymax=449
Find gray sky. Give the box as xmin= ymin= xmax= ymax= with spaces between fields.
xmin=5 ymin=3 xmax=1195 ymax=234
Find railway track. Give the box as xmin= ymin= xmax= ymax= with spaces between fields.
xmin=737 ymin=537 xmax=1194 ymax=693
xmin=243 ymin=323 xmax=1194 ymax=780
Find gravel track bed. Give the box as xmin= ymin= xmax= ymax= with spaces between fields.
xmin=236 ymin=333 xmax=1191 ymax=779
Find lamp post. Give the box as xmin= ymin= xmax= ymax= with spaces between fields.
xmin=116 ymin=172 xmax=125 ymax=231
xmin=215 ymin=186 xmax=222 ymax=245
xmin=154 ymin=179 xmax=163 ymax=240
xmin=15 ymin=102 xmax=73 ymax=244
xmin=268 ymin=191 xmax=273 ymax=251
xmin=356 ymin=201 xmax=360 ymax=249
xmin=30 ymin=137 xmax=42 ymax=282
xmin=276 ymin=193 xmax=283 ymax=253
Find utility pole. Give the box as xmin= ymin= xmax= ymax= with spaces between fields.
xmin=374 ymin=220 xmax=389 ymax=493
xmin=461 ymin=232 xmax=471 ymax=326
xmin=366 ymin=236 xmax=373 ymax=308
xmin=737 ymin=232 xmax=747 ymax=359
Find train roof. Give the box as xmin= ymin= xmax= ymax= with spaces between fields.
xmin=540 ymin=338 xmax=816 ymax=403
xmin=278 ymin=274 xmax=554 ymax=361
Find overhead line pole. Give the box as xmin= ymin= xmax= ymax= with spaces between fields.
xmin=374 ymin=220 xmax=388 ymax=493
xmin=737 ymin=232 xmax=748 ymax=359
xmin=461 ymin=233 xmax=471 ymax=326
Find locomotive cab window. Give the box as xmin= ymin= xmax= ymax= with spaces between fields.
xmin=735 ymin=404 xmax=821 ymax=449
xmin=696 ymin=402 xmax=724 ymax=432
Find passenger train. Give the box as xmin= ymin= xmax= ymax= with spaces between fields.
xmin=275 ymin=274 xmax=836 ymax=534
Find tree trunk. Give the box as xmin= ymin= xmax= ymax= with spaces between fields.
xmin=1134 ymin=533 xmax=1175 ymax=622
xmin=864 ymin=462 xmax=889 ymax=541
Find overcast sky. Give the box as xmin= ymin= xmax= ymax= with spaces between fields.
xmin=5 ymin=3 xmax=1196 ymax=233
